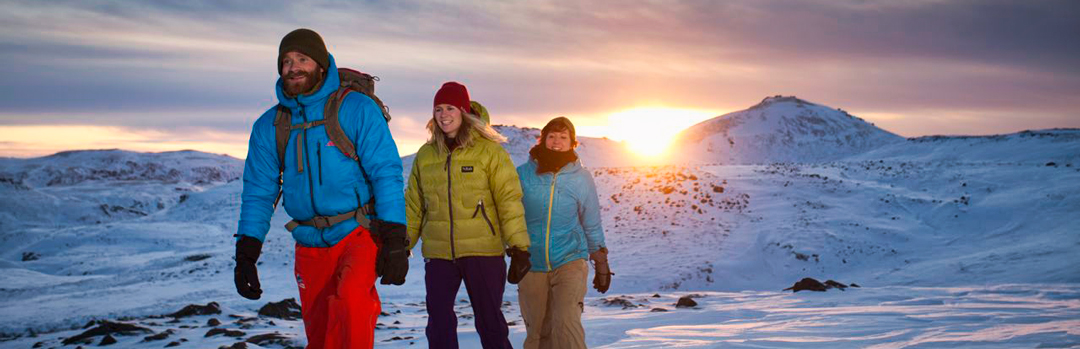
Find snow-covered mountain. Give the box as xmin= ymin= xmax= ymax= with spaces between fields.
xmin=852 ymin=128 xmax=1080 ymax=164
xmin=401 ymin=124 xmax=636 ymax=176
xmin=1 ymin=99 xmax=1078 ymax=348
xmin=0 ymin=149 xmax=242 ymax=230
xmin=0 ymin=149 xmax=241 ymax=187
xmin=673 ymin=96 xmax=904 ymax=164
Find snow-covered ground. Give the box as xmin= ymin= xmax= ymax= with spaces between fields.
xmin=1 ymin=98 xmax=1078 ymax=348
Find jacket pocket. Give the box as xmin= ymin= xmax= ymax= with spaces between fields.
xmin=472 ymin=199 xmax=497 ymax=236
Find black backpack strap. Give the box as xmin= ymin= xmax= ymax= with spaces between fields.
xmin=272 ymin=105 xmax=292 ymax=210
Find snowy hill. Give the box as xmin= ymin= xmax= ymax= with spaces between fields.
xmin=852 ymin=128 xmax=1080 ymax=164
xmin=0 ymin=149 xmax=241 ymax=187
xmin=1 ymin=106 xmax=1079 ymax=347
xmin=0 ymin=149 xmax=241 ymax=230
xmin=673 ymin=96 xmax=904 ymax=164
xmin=401 ymin=124 xmax=636 ymax=176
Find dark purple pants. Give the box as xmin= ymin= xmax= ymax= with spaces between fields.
xmin=425 ymin=256 xmax=513 ymax=349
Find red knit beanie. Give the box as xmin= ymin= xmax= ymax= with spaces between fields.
xmin=433 ymin=82 xmax=471 ymax=114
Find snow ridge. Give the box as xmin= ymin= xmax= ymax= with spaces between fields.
xmin=0 ymin=149 xmax=242 ymax=188
xmin=401 ymin=124 xmax=635 ymax=177
xmin=674 ymin=95 xmax=904 ymax=164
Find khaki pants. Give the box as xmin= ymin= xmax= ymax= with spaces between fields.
xmin=518 ymin=259 xmax=589 ymax=349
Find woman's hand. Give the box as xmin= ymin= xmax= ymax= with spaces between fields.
xmin=590 ymin=247 xmax=612 ymax=293
xmin=506 ymin=247 xmax=532 ymax=284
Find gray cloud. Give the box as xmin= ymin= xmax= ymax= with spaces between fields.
xmin=1 ymin=0 xmax=1078 ymax=139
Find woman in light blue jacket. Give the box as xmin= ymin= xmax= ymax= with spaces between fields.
xmin=515 ymin=117 xmax=610 ymax=349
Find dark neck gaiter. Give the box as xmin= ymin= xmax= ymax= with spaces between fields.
xmin=530 ymin=145 xmax=578 ymax=174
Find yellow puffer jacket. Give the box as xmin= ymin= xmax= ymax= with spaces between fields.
xmin=405 ymin=130 xmax=530 ymax=260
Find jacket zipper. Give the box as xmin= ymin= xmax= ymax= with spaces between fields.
xmin=472 ymin=199 xmax=496 ymax=236
xmin=316 ymin=146 xmax=323 ymax=186
xmin=299 ymin=103 xmax=329 ymax=247
xmin=544 ymin=172 xmax=559 ymax=271
xmin=445 ymin=151 xmax=456 ymax=260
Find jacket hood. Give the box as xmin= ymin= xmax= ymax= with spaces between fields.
xmin=276 ymin=53 xmax=340 ymax=109
xmin=470 ymin=101 xmax=491 ymax=125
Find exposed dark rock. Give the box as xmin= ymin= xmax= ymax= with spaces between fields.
xmin=783 ymin=278 xmax=827 ymax=292
xmin=98 ymin=204 xmax=147 ymax=217
xmin=219 ymin=342 xmax=248 ymax=349
xmin=168 ymin=302 xmax=221 ymax=318
xmin=207 ymin=318 xmax=222 ymax=327
xmin=98 ymin=334 xmax=117 ymax=345
xmin=246 ymin=332 xmax=291 ymax=346
xmin=258 ymin=298 xmax=302 ymax=320
xmin=61 ymin=321 xmax=152 ymax=345
xmin=652 ymin=293 xmax=661 ymax=298
xmin=205 ymin=328 xmax=245 ymax=338
xmin=141 ymin=329 xmax=174 ymax=342
xmin=676 ymin=296 xmax=698 ymax=308
xmin=183 ymin=254 xmax=211 ymax=262
xmin=232 ymin=316 xmax=258 ymax=326
xmin=601 ymin=297 xmax=638 ymax=309
xmin=651 ymin=308 xmax=669 ymax=312
xmin=165 ymin=341 xmax=181 ymax=347
xmin=824 ymin=280 xmax=848 ymax=290
xmin=21 ymin=252 xmax=40 ymax=261
xmin=382 ymin=336 xmax=415 ymax=342
xmin=850 ymin=283 xmax=861 ymax=288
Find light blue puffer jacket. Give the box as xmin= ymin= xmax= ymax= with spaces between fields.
xmin=517 ymin=156 xmax=606 ymax=272
xmin=237 ymin=54 xmax=405 ymax=247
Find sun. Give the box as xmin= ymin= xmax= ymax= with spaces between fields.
xmin=603 ymin=107 xmax=718 ymax=158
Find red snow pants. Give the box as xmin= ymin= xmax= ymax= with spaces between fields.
xmin=294 ymin=226 xmax=381 ymax=349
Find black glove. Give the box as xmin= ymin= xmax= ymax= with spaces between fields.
xmin=373 ymin=220 xmax=409 ymax=286
xmin=234 ymin=235 xmax=263 ymax=300
xmin=506 ymin=247 xmax=531 ymax=284
xmin=590 ymin=247 xmax=612 ymax=294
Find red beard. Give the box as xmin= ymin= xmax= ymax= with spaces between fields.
xmin=283 ymin=69 xmax=322 ymax=96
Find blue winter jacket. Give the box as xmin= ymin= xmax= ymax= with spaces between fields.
xmin=517 ymin=156 xmax=606 ymax=272
xmin=237 ymin=54 xmax=405 ymax=247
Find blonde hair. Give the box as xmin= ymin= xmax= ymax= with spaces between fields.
xmin=426 ymin=112 xmax=507 ymax=152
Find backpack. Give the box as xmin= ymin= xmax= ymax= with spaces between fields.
xmin=270 ymin=68 xmax=391 ymax=211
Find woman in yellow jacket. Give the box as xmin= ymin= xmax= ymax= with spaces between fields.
xmin=405 ymin=82 xmax=532 ymax=349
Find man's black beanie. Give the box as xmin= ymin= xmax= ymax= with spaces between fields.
xmin=278 ymin=28 xmax=329 ymax=75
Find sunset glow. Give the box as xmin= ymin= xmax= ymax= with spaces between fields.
xmin=0 ymin=125 xmax=247 ymax=158
xmin=601 ymin=107 xmax=719 ymax=158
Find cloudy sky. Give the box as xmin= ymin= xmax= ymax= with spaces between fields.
xmin=1 ymin=0 xmax=1078 ymax=158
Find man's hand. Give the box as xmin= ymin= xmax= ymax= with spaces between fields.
xmin=234 ymin=235 xmax=264 ymax=300
xmin=374 ymin=220 xmax=409 ymax=285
